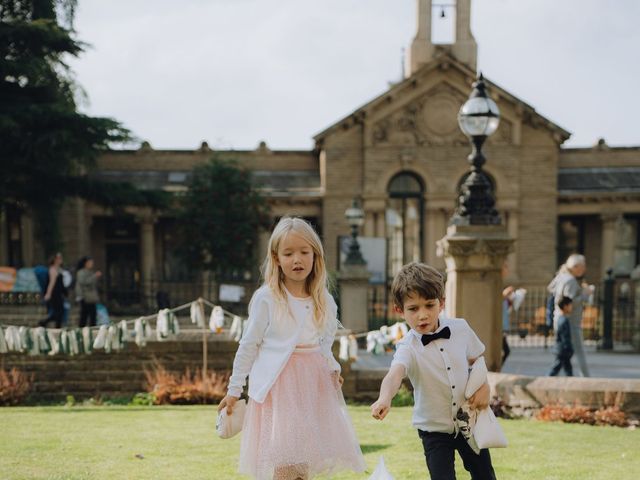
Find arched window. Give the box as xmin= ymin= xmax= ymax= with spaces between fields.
xmin=386 ymin=172 xmax=424 ymax=279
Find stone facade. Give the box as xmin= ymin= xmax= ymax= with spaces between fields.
xmin=2 ymin=0 xmax=640 ymax=312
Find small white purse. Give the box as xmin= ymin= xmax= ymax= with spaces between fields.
xmin=216 ymin=399 xmax=247 ymax=439
xmin=465 ymin=357 xmax=508 ymax=450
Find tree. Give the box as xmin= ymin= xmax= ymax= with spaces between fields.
xmin=0 ymin=0 xmax=168 ymax=256
xmin=175 ymin=157 xmax=271 ymax=280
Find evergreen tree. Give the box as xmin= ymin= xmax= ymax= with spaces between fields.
xmin=175 ymin=157 xmax=271 ymax=281
xmin=0 ymin=0 xmax=168 ymax=256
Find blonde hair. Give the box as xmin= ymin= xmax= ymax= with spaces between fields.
xmin=261 ymin=217 xmax=329 ymax=328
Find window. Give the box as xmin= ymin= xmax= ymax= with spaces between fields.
xmin=386 ymin=172 xmax=424 ymax=279
xmin=613 ymin=216 xmax=639 ymax=276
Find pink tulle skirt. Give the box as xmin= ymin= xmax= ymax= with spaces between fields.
xmin=239 ymin=347 xmax=366 ymax=480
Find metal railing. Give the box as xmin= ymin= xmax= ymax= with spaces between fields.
xmin=367 ymin=278 xmax=640 ymax=350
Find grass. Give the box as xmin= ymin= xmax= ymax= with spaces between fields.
xmin=0 ymin=405 xmax=638 ymax=479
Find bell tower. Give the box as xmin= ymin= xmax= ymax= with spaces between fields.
xmin=406 ymin=0 xmax=478 ymax=77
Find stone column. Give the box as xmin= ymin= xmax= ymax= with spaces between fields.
xmin=138 ymin=212 xmax=157 ymax=306
xmin=451 ymin=0 xmax=478 ymax=71
xmin=21 ymin=212 xmax=35 ymax=266
xmin=600 ymin=212 xmax=619 ymax=278
xmin=437 ymin=224 xmax=514 ymax=372
xmin=407 ymin=0 xmax=434 ymax=76
xmin=338 ymin=263 xmax=370 ymax=333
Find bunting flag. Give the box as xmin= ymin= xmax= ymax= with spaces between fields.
xmin=348 ymin=335 xmax=359 ymax=361
xmin=156 ymin=309 xmax=170 ymax=341
xmin=0 ymin=298 xmax=256 ymax=357
xmin=229 ymin=315 xmax=242 ymax=341
xmin=209 ymin=306 xmax=225 ymax=333
xmin=0 ymin=325 xmax=8 ymax=353
xmin=339 ymin=335 xmax=349 ymax=362
xmin=190 ymin=301 xmax=204 ymax=327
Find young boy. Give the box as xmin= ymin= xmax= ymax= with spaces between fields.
xmin=371 ymin=262 xmax=496 ymax=480
xmin=548 ymin=296 xmax=574 ymax=376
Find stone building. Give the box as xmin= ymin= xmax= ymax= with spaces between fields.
xmin=2 ymin=0 xmax=639 ymax=311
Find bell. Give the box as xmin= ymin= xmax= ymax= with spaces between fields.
xmin=440 ymin=7 xmax=446 ymax=18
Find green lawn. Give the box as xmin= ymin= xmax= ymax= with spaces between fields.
xmin=0 ymin=405 xmax=637 ymax=479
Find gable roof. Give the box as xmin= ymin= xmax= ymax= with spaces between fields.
xmin=313 ymin=51 xmax=571 ymax=145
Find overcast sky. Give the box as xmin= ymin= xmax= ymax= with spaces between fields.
xmin=67 ymin=0 xmax=640 ymax=151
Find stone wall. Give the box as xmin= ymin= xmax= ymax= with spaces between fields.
xmin=1 ymin=340 xmax=237 ymax=402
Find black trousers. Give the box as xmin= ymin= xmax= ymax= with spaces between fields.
xmin=79 ymin=301 xmax=97 ymax=328
xmin=501 ymin=334 xmax=510 ymax=366
xmin=418 ymin=430 xmax=497 ymax=480
xmin=549 ymin=353 xmax=573 ymax=376
xmin=40 ymin=299 xmax=64 ymax=328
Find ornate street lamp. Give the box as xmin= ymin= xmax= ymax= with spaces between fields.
xmin=344 ymin=198 xmax=366 ymax=265
xmin=452 ymin=73 xmax=502 ymax=226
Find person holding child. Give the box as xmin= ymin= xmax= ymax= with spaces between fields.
xmin=371 ymin=262 xmax=497 ymax=480
xmin=548 ymin=296 xmax=574 ymax=377
xmin=547 ymin=254 xmax=590 ymax=377
xmin=218 ymin=217 xmax=365 ymax=480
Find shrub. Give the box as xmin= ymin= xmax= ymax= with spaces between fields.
xmin=536 ymin=404 xmax=629 ymax=427
xmin=392 ymin=385 xmax=414 ymax=407
xmin=0 ymin=367 xmax=33 ymax=406
xmin=131 ymin=392 xmax=156 ymax=406
xmin=144 ymin=361 xmax=230 ymax=405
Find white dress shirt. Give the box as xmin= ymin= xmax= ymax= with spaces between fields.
xmin=391 ymin=317 xmax=485 ymax=434
xmin=227 ymin=285 xmax=340 ymax=403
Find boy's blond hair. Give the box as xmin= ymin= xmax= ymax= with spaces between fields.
xmin=391 ymin=262 xmax=445 ymax=310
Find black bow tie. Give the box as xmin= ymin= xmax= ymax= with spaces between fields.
xmin=421 ymin=326 xmax=451 ymax=346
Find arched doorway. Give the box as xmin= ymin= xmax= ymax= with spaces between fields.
xmin=386 ymin=172 xmax=425 ymax=280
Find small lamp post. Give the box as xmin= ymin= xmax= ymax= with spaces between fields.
xmin=452 ymin=73 xmax=502 ymax=226
xmin=344 ymin=198 xmax=366 ymax=265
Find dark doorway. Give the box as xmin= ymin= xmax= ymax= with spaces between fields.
xmin=106 ymin=243 xmax=141 ymax=308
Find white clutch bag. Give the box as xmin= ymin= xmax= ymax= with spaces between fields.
xmin=465 ymin=357 xmax=507 ymax=450
xmin=473 ymin=408 xmax=507 ymax=449
xmin=216 ymin=399 xmax=247 ymax=439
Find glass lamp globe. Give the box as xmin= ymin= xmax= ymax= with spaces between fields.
xmin=458 ymin=74 xmax=501 ymax=138
xmin=458 ymin=96 xmax=500 ymax=137
xmin=345 ymin=200 xmax=365 ymax=228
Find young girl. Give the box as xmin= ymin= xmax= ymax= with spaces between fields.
xmin=218 ymin=217 xmax=365 ymax=480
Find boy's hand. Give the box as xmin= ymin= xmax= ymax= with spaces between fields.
xmin=371 ymin=398 xmax=391 ymax=420
xmin=468 ymin=382 xmax=490 ymax=410
xmin=218 ymin=395 xmax=239 ymax=414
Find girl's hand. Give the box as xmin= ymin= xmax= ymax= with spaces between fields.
xmin=468 ymin=382 xmax=490 ymax=410
xmin=371 ymin=398 xmax=391 ymax=420
xmin=331 ymin=371 xmax=344 ymax=390
xmin=218 ymin=395 xmax=239 ymax=414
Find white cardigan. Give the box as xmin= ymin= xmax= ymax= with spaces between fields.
xmin=227 ymin=285 xmax=341 ymax=403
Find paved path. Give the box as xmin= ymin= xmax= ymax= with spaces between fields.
xmin=353 ymin=344 xmax=640 ymax=379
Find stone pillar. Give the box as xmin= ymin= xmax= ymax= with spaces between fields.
xmin=451 ymin=0 xmax=478 ymax=71
xmin=21 ymin=212 xmax=35 ymax=266
xmin=338 ymin=263 xmax=370 ymax=333
xmin=138 ymin=213 xmax=157 ymax=304
xmin=407 ymin=0 xmax=434 ymax=76
xmin=600 ymin=212 xmax=619 ymax=278
xmin=437 ymin=224 xmax=514 ymax=372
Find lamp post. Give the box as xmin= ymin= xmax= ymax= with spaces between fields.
xmin=452 ymin=73 xmax=501 ymax=226
xmin=344 ymin=198 xmax=366 ymax=265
